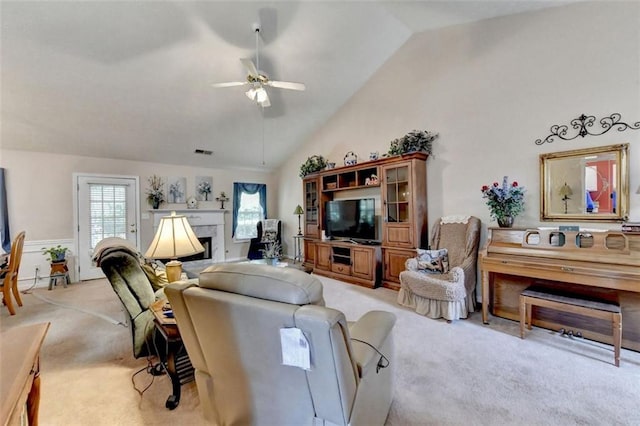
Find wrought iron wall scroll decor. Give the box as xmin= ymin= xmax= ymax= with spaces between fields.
xmin=535 ymin=113 xmax=640 ymax=145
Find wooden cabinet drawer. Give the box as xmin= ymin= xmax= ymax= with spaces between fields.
xmin=331 ymin=263 xmax=351 ymax=276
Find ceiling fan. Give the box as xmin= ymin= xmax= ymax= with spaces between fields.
xmin=212 ymin=25 xmax=306 ymax=107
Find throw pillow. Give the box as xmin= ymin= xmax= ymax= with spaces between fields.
xmin=141 ymin=259 xmax=169 ymax=291
xmin=416 ymin=248 xmax=449 ymax=274
xmin=261 ymin=230 xmax=277 ymax=243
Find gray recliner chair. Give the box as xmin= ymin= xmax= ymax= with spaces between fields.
xmin=166 ymin=263 xmax=396 ymax=426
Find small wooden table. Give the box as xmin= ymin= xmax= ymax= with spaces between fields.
xmin=151 ymin=301 xmax=194 ymax=410
xmin=48 ymin=261 xmax=69 ymax=290
xmin=1 ymin=322 xmax=50 ymax=425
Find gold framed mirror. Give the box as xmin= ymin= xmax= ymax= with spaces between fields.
xmin=540 ymin=143 xmax=629 ymax=221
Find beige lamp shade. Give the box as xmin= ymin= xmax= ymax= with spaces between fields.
xmin=145 ymin=212 xmax=204 ymax=260
xmin=559 ymin=183 xmax=573 ymax=198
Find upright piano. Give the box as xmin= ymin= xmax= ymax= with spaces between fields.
xmin=480 ymin=227 xmax=640 ymax=351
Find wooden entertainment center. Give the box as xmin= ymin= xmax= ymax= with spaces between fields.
xmin=302 ymin=152 xmax=428 ymax=289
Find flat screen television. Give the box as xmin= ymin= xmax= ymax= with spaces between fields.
xmin=325 ymin=198 xmax=376 ymax=242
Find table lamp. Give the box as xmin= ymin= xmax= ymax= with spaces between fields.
xmin=145 ymin=211 xmax=204 ymax=282
xmin=559 ymin=182 xmax=573 ymax=214
xmin=294 ymin=205 xmax=304 ymax=235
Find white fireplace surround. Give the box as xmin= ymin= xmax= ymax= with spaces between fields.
xmin=150 ymin=209 xmax=225 ymax=269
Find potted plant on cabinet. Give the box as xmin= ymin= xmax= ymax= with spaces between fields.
xmin=387 ymin=129 xmax=438 ymax=156
xmin=299 ymin=155 xmax=328 ymax=178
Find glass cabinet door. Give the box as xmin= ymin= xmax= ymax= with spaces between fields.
xmin=385 ymin=165 xmax=410 ymax=223
xmin=304 ymin=178 xmax=320 ymax=237
xmin=305 ymin=180 xmax=317 ymax=223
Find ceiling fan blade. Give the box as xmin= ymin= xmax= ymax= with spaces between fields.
xmin=211 ymin=81 xmax=247 ymax=88
xmin=240 ymin=58 xmax=259 ymax=77
xmin=266 ymin=80 xmax=306 ymax=91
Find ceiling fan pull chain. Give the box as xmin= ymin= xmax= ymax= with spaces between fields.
xmin=255 ymin=27 xmax=260 ymax=72
xmin=261 ymin=105 xmax=265 ymax=166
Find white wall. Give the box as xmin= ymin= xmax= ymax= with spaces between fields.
xmin=277 ymin=2 xmax=640 ymax=251
xmin=3 ymin=2 xmax=639 ymax=282
xmin=0 ymin=149 xmax=277 ymax=280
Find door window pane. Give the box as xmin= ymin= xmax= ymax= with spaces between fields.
xmin=89 ymin=184 xmax=127 ymax=248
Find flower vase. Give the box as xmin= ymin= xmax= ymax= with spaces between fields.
xmin=152 ymin=199 xmax=160 ymax=210
xmin=497 ymin=216 xmax=514 ymax=228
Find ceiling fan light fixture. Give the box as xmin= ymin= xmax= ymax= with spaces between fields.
xmin=212 ymin=25 xmax=304 ymax=107
xmin=255 ymin=87 xmax=268 ymax=103
xmin=245 ymin=88 xmax=257 ymax=100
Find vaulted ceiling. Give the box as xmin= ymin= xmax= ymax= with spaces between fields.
xmin=1 ymin=1 xmax=572 ymax=171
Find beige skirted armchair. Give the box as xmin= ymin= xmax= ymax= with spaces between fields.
xmin=398 ymin=216 xmax=481 ymax=321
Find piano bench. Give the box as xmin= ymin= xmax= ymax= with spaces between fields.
xmin=519 ymin=286 xmax=621 ymax=367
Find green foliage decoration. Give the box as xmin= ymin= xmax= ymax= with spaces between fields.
xmin=42 ymin=245 xmax=68 ymax=262
xmin=387 ymin=129 xmax=438 ymax=156
xmin=299 ymin=155 xmax=328 ymax=178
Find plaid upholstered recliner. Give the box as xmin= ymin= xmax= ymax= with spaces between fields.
xmin=398 ymin=216 xmax=481 ymax=321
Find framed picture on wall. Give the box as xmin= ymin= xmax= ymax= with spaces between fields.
xmin=196 ymin=176 xmax=213 ymax=201
xmin=167 ymin=176 xmax=186 ymax=203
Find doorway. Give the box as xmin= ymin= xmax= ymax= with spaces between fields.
xmin=74 ymin=174 xmax=140 ymax=281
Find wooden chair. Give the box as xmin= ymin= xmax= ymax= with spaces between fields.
xmin=1 ymin=231 xmax=26 ymax=315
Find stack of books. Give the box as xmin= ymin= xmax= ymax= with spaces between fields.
xmin=621 ymin=222 xmax=640 ymax=234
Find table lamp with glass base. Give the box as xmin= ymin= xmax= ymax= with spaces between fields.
xmin=145 ymin=211 xmax=204 ymax=282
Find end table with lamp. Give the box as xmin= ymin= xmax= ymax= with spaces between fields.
xmin=145 ymin=211 xmax=205 ymax=282
xmin=145 ymin=211 xmax=202 ymax=409
xmin=293 ymin=205 xmax=305 ymax=263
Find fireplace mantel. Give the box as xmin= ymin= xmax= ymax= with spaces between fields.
xmin=148 ymin=209 xmax=227 ymax=226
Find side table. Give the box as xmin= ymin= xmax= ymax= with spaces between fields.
xmin=293 ymin=235 xmax=304 ymax=263
xmin=151 ymin=300 xmax=194 ymax=410
xmin=0 ymin=322 xmax=50 ymax=425
xmin=48 ymin=260 xmax=70 ymax=290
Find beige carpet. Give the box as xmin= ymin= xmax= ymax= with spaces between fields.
xmin=2 ymin=276 xmax=640 ymax=425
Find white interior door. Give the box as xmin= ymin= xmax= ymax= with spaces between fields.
xmin=75 ymin=174 xmax=139 ymax=281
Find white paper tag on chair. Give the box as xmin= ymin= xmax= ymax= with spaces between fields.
xmin=280 ymin=327 xmax=311 ymax=370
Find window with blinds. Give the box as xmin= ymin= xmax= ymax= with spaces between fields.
xmin=235 ymin=191 xmax=263 ymax=240
xmin=89 ymin=184 xmax=128 ymax=248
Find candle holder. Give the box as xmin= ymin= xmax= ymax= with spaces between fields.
xmin=216 ymin=192 xmax=229 ymax=209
